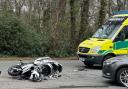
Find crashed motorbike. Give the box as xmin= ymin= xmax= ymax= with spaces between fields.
xmin=8 ymin=60 xmax=42 ymax=82
xmin=8 ymin=57 xmax=63 ymax=82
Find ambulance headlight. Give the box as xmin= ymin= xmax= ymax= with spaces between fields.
xmin=90 ymin=46 xmax=101 ymax=53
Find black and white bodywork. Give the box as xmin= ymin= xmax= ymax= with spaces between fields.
xmin=8 ymin=57 xmax=62 ymax=82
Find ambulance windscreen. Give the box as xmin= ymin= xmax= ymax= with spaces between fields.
xmin=92 ymin=17 xmax=125 ymax=39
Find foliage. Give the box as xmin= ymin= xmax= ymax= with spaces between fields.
xmin=0 ymin=14 xmax=44 ymax=56
xmin=0 ymin=0 xmax=127 ymax=57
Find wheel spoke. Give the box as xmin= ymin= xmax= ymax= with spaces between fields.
xmin=125 ymin=79 xmax=128 ymax=83
xmin=120 ymin=69 xmax=128 ymax=84
xmin=124 ymin=83 xmax=128 ymax=88
xmin=120 ymin=76 xmax=125 ymax=80
xmin=124 ymin=70 xmax=128 ymax=76
xmin=121 ymin=72 xmax=126 ymax=76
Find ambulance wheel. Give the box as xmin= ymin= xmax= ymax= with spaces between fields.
xmin=83 ymin=61 xmax=93 ymax=67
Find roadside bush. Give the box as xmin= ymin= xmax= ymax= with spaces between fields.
xmin=0 ymin=13 xmax=75 ymax=57
xmin=0 ymin=14 xmax=44 ymax=57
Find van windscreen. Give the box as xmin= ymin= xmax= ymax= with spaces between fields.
xmin=92 ymin=17 xmax=125 ymax=39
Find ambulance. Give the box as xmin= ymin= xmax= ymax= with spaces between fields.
xmin=77 ymin=10 xmax=128 ymax=67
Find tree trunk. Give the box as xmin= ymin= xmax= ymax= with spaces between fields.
xmin=108 ymin=0 xmax=111 ymax=16
xmin=117 ymin=0 xmax=125 ymax=11
xmin=70 ymin=0 xmax=76 ymax=52
xmin=79 ymin=0 xmax=89 ymax=42
xmin=98 ymin=0 xmax=107 ymax=27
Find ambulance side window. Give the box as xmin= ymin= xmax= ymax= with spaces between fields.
xmin=114 ymin=26 xmax=128 ymax=42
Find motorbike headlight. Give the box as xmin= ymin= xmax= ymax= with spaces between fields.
xmin=90 ymin=46 xmax=101 ymax=53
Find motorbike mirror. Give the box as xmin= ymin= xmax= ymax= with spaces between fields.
xmin=19 ymin=60 xmax=23 ymax=62
xmin=19 ymin=60 xmax=24 ymax=65
xmin=32 ymin=62 xmax=36 ymax=65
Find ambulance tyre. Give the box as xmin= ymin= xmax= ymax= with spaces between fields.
xmin=83 ymin=61 xmax=93 ymax=67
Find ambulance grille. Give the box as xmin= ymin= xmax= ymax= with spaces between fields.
xmin=79 ymin=47 xmax=90 ymax=53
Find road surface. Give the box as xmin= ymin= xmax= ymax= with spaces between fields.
xmin=0 ymin=59 xmax=127 ymax=89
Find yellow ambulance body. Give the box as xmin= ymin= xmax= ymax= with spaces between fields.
xmin=77 ymin=11 xmax=128 ymax=67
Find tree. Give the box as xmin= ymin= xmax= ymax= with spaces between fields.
xmin=79 ymin=0 xmax=89 ymax=42
xmin=14 ymin=0 xmax=25 ymax=16
xmin=117 ymin=0 xmax=125 ymax=11
xmin=70 ymin=0 xmax=77 ymax=51
xmin=98 ymin=0 xmax=107 ymax=27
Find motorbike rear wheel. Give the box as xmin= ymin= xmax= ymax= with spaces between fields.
xmin=58 ymin=64 xmax=62 ymax=73
xmin=41 ymin=64 xmax=52 ymax=76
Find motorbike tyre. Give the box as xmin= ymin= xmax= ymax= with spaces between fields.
xmin=8 ymin=65 xmax=22 ymax=76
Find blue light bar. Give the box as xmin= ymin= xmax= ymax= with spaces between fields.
xmin=113 ymin=10 xmax=128 ymax=15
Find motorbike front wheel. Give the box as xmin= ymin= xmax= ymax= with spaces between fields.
xmin=8 ymin=65 xmax=22 ymax=76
